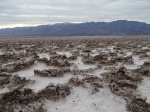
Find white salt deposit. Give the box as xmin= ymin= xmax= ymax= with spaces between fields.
xmin=70 ymin=57 xmax=97 ymax=70
xmin=14 ymin=62 xmax=74 ymax=92
xmin=56 ymin=51 xmax=72 ymax=57
xmin=15 ymin=63 xmax=50 ymax=78
xmin=133 ymin=55 xmax=149 ymax=66
xmin=138 ymin=76 xmax=150 ymax=103
xmin=147 ymin=52 xmax=150 ymax=55
xmin=0 ymin=50 xmax=4 ymax=55
xmin=44 ymin=87 xmax=127 ymax=112
xmin=126 ymin=52 xmax=132 ymax=56
xmin=0 ymin=88 xmax=9 ymax=94
xmin=124 ymin=64 xmax=139 ymax=70
xmin=91 ymin=69 xmax=108 ymax=78
xmin=38 ymin=53 xmax=50 ymax=60
xmin=142 ymin=47 xmax=149 ymax=50
xmin=90 ymin=49 xmax=99 ymax=56
xmin=26 ymin=73 xmax=73 ymax=92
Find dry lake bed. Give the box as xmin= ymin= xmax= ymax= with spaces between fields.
xmin=0 ymin=36 xmax=150 ymax=112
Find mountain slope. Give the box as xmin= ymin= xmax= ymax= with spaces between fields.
xmin=0 ymin=20 xmax=150 ymax=37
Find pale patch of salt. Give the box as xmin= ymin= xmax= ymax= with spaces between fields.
xmin=15 ymin=63 xmax=50 ymax=78
xmin=133 ymin=55 xmax=149 ymax=66
xmin=44 ymin=87 xmax=127 ymax=112
xmin=147 ymin=52 xmax=150 ymax=55
xmin=15 ymin=62 xmax=73 ymax=92
xmin=91 ymin=69 xmax=108 ymax=78
xmin=0 ymin=50 xmax=4 ymax=55
xmin=138 ymin=76 xmax=150 ymax=103
xmin=70 ymin=57 xmax=97 ymax=70
xmin=38 ymin=53 xmax=50 ymax=60
xmin=124 ymin=64 xmax=139 ymax=70
xmin=0 ymin=88 xmax=9 ymax=94
xmin=142 ymin=47 xmax=149 ymax=50
xmin=57 ymin=51 xmax=72 ymax=58
xmin=26 ymin=73 xmax=73 ymax=92
xmin=126 ymin=52 xmax=132 ymax=56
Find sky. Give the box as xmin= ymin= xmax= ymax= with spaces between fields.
xmin=0 ymin=0 xmax=150 ymax=28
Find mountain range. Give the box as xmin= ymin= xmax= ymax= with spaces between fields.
xmin=0 ymin=20 xmax=150 ymax=37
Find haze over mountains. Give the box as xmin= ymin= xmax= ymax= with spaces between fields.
xmin=0 ymin=20 xmax=150 ymax=37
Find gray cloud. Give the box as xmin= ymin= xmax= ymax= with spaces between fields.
xmin=0 ymin=0 xmax=150 ymax=28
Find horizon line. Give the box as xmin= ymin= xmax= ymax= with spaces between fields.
xmin=0 ymin=20 xmax=149 ymax=29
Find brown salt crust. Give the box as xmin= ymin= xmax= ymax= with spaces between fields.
xmin=67 ymin=76 xmax=85 ymax=87
xmin=8 ymin=75 xmax=35 ymax=91
xmin=0 ymin=88 xmax=41 ymax=112
xmin=68 ymin=54 xmax=78 ymax=61
xmin=82 ymin=75 xmax=102 ymax=83
xmin=0 ymin=58 xmax=35 ymax=73
xmin=34 ymin=69 xmax=63 ymax=77
xmin=102 ymin=67 xmax=150 ymax=112
xmin=18 ymin=102 xmax=47 ymax=112
xmin=38 ymin=83 xmax=71 ymax=101
xmin=133 ymin=50 xmax=147 ymax=55
xmin=34 ymin=68 xmax=70 ymax=77
xmin=0 ymin=36 xmax=150 ymax=112
xmin=123 ymin=56 xmax=134 ymax=65
xmin=0 ymin=72 xmax=12 ymax=87
xmin=143 ymin=61 xmax=150 ymax=66
xmin=47 ymin=58 xmax=71 ymax=67
xmin=71 ymin=66 xmax=98 ymax=75
xmin=37 ymin=57 xmax=48 ymax=63
xmin=139 ymin=53 xmax=150 ymax=59
xmin=132 ymin=67 xmax=150 ymax=76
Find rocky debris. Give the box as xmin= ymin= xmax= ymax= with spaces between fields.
xmin=38 ymin=83 xmax=71 ymax=101
xmin=0 ymin=88 xmax=40 ymax=112
xmin=34 ymin=68 xmax=70 ymax=77
xmin=68 ymin=77 xmax=85 ymax=87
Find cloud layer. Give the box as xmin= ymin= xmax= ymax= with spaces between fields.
xmin=0 ymin=0 xmax=150 ymax=28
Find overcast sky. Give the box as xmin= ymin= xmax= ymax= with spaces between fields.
xmin=0 ymin=0 xmax=150 ymax=28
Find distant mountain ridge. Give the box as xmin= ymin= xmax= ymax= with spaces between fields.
xmin=0 ymin=20 xmax=150 ymax=37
